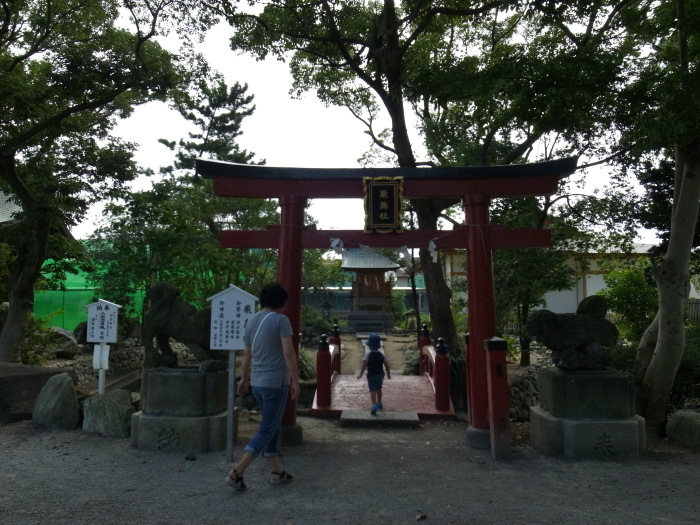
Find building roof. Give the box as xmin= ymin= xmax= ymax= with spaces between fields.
xmin=341 ymin=248 xmax=399 ymax=271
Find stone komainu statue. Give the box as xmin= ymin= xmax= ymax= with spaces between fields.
xmin=142 ymin=282 xmax=225 ymax=369
xmin=526 ymin=295 xmax=619 ymax=370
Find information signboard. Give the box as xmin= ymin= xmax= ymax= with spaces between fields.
xmin=208 ymin=285 xmax=257 ymax=350
xmin=85 ymin=299 xmax=121 ymax=344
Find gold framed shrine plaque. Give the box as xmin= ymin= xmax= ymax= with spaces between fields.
xmin=363 ymin=176 xmax=404 ymax=233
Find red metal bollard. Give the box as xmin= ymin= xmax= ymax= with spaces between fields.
xmin=485 ymin=337 xmax=511 ymax=459
xmin=316 ymin=334 xmax=331 ymax=407
xmin=434 ymin=337 xmax=451 ymax=412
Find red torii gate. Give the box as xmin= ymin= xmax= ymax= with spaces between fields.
xmin=197 ymin=157 xmax=577 ymax=455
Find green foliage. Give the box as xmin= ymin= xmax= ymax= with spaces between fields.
xmin=301 ymin=307 xmax=333 ymax=337
xmin=609 ymin=342 xmax=638 ymax=373
xmin=298 ymin=347 xmax=316 ymax=381
xmin=402 ymin=348 xmax=420 ymax=375
xmin=598 ymin=261 xmax=658 ymax=343
xmin=669 ymin=325 xmax=700 ymax=410
xmin=0 ymin=308 xmax=63 ymax=365
xmin=398 ymin=312 xmax=430 ymax=333
xmin=86 ymin=76 xmax=280 ymax=309
xmin=390 ymin=289 xmax=407 ymax=323
xmin=0 ymin=0 xmax=224 ymax=360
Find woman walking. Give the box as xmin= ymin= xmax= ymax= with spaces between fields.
xmin=225 ymin=282 xmax=300 ymax=491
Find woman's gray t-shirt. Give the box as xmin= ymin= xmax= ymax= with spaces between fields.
xmin=245 ymin=310 xmax=294 ymax=389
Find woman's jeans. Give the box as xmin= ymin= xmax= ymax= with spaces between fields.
xmin=244 ymin=385 xmax=289 ymax=458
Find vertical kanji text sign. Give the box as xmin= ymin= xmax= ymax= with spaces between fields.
xmin=208 ymin=285 xmax=258 ymax=350
xmin=85 ymin=299 xmax=121 ymax=344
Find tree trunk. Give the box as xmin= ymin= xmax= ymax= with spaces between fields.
xmin=640 ymin=143 xmax=700 ymax=432
xmin=414 ymin=200 xmax=460 ymax=349
xmin=518 ymin=302 xmax=532 ymax=367
xmin=633 ymin=311 xmax=659 ymax=381
xmin=0 ymin=218 xmax=51 ymax=363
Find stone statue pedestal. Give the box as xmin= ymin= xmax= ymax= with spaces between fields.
xmin=530 ymin=367 xmax=645 ymax=458
xmin=131 ymin=367 xmax=230 ymax=453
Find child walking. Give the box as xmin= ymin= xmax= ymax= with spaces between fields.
xmin=357 ymin=333 xmax=391 ymax=415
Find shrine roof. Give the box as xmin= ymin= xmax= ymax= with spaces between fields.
xmin=197 ymin=157 xmax=577 ymax=180
xmin=196 ymin=157 xmax=577 ymax=199
xmin=341 ymin=248 xmax=399 ymax=271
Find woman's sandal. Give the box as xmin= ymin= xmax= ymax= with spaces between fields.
xmin=224 ymin=469 xmax=247 ymax=491
xmin=270 ymin=470 xmax=294 ymax=485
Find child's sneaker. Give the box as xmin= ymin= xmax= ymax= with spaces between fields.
xmin=370 ymin=403 xmax=379 ymax=415
xmin=377 ymin=402 xmax=383 ymax=409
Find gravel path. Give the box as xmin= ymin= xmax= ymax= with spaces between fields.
xmin=2 ymin=415 xmax=700 ymax=525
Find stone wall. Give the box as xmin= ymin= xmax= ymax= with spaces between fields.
xmin=50 ymin=341 xmax=194 ymax=387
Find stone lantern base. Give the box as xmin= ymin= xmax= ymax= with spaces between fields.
xmin=131 ymin=367 xmax=230 ymax=453
xmin=530 ymin=367 xmax=645 ymax=458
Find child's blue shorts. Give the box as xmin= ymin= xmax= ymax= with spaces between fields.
xmin=367 ymin=374 xmax=384 ymax=392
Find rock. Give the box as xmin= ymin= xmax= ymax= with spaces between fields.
xmin=32 ymin=373 xmax=80 ymax=429
xmin=667 ymin=409 xmax=700 ymax=450
xmin=0 ymin=364 xmax=78 ymax=424
xmin=82 ymin=390 xmax=135 ymax=438
xmin=50 ymin=326 xmax=79 ymax=359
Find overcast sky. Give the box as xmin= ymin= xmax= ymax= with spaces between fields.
xmin=73 ymin=22 xmax=656 ymax=244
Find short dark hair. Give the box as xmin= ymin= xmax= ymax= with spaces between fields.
xmin=259 ymin=282 xmax=289 ymax=309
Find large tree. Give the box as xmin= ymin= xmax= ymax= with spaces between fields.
xmin=0 ymin=0 xmax=221 ymax=362
xmin=87 ymin=75 xmax=280 ymax=311
xmin=216 ymin=0 xmax=640 ymax=351
xmin=618 ymin=0 xmax=700 ymax=431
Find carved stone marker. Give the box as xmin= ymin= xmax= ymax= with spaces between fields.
xmin=530 ymin=368 xmax=645 ymax=458
xmin=131 ymin=367 xmax=228 ymax=453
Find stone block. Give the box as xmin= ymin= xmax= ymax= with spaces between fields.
xmin=0 ymin=364 xmax=77 ymax=424
xmin=339 ymin=410 xmax=420 ymax=427
xmin=562 ymin=416 xmax=644 ymax=458
xmin=530 ymin=405 xmax=564 ymax=455
xmin=539 ymin=367 xmax=634 ymax=419
xmin=130 ymin=411 xmax=227 ymax=453
xmin=32 ymin=373 xmax=80 ymax=430
xmin=141 ymin=367 xmax=227 ymax=417
xmin=531 ymin=406 xmax=645 ymax=458
xmin=82 ymin=390 xmax=135 ymax=438
xmin=666 ymin=409 xmax=700 ymax=450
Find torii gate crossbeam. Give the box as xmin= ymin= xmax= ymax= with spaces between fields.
xmin=197 ymin=157 xmax=577 ymax=457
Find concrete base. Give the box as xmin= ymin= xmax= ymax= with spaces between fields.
xmin=531 ymin=406 xmax=645 ymax=458
xmin=339 ymin=410 xmax=420 ymax=427
xmin=466 ymin=425 xmax=491 ymax=450
xmin=130 ymin=410 xmax=227 ymax=452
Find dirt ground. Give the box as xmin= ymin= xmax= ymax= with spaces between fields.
xmin=2 ymin=409 xmax=700 ymax=525
xmin=3 ymin=335 xmax=700 ymax=524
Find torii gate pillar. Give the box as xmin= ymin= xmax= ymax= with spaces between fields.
xmin=464 ymin=194 xmax=497 ymax=448
xmin=277 ymin=195 xmax=306 ymax=438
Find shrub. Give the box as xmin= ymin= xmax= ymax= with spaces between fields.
xmin=21 ymin=312 xmax=63 ymax=365
xmin=403 ymin=348 xmax=420 ymax=375
xmin=598 ymin=262 xmax=657 ymax=343
xmin=298 ymin=347 xmax=316 ymax=381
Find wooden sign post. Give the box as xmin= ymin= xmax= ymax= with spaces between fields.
xmin=85 ymin=299 xmax=121 ymax=394
xmin=208 ymin=285 xmax=257 ymax=462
